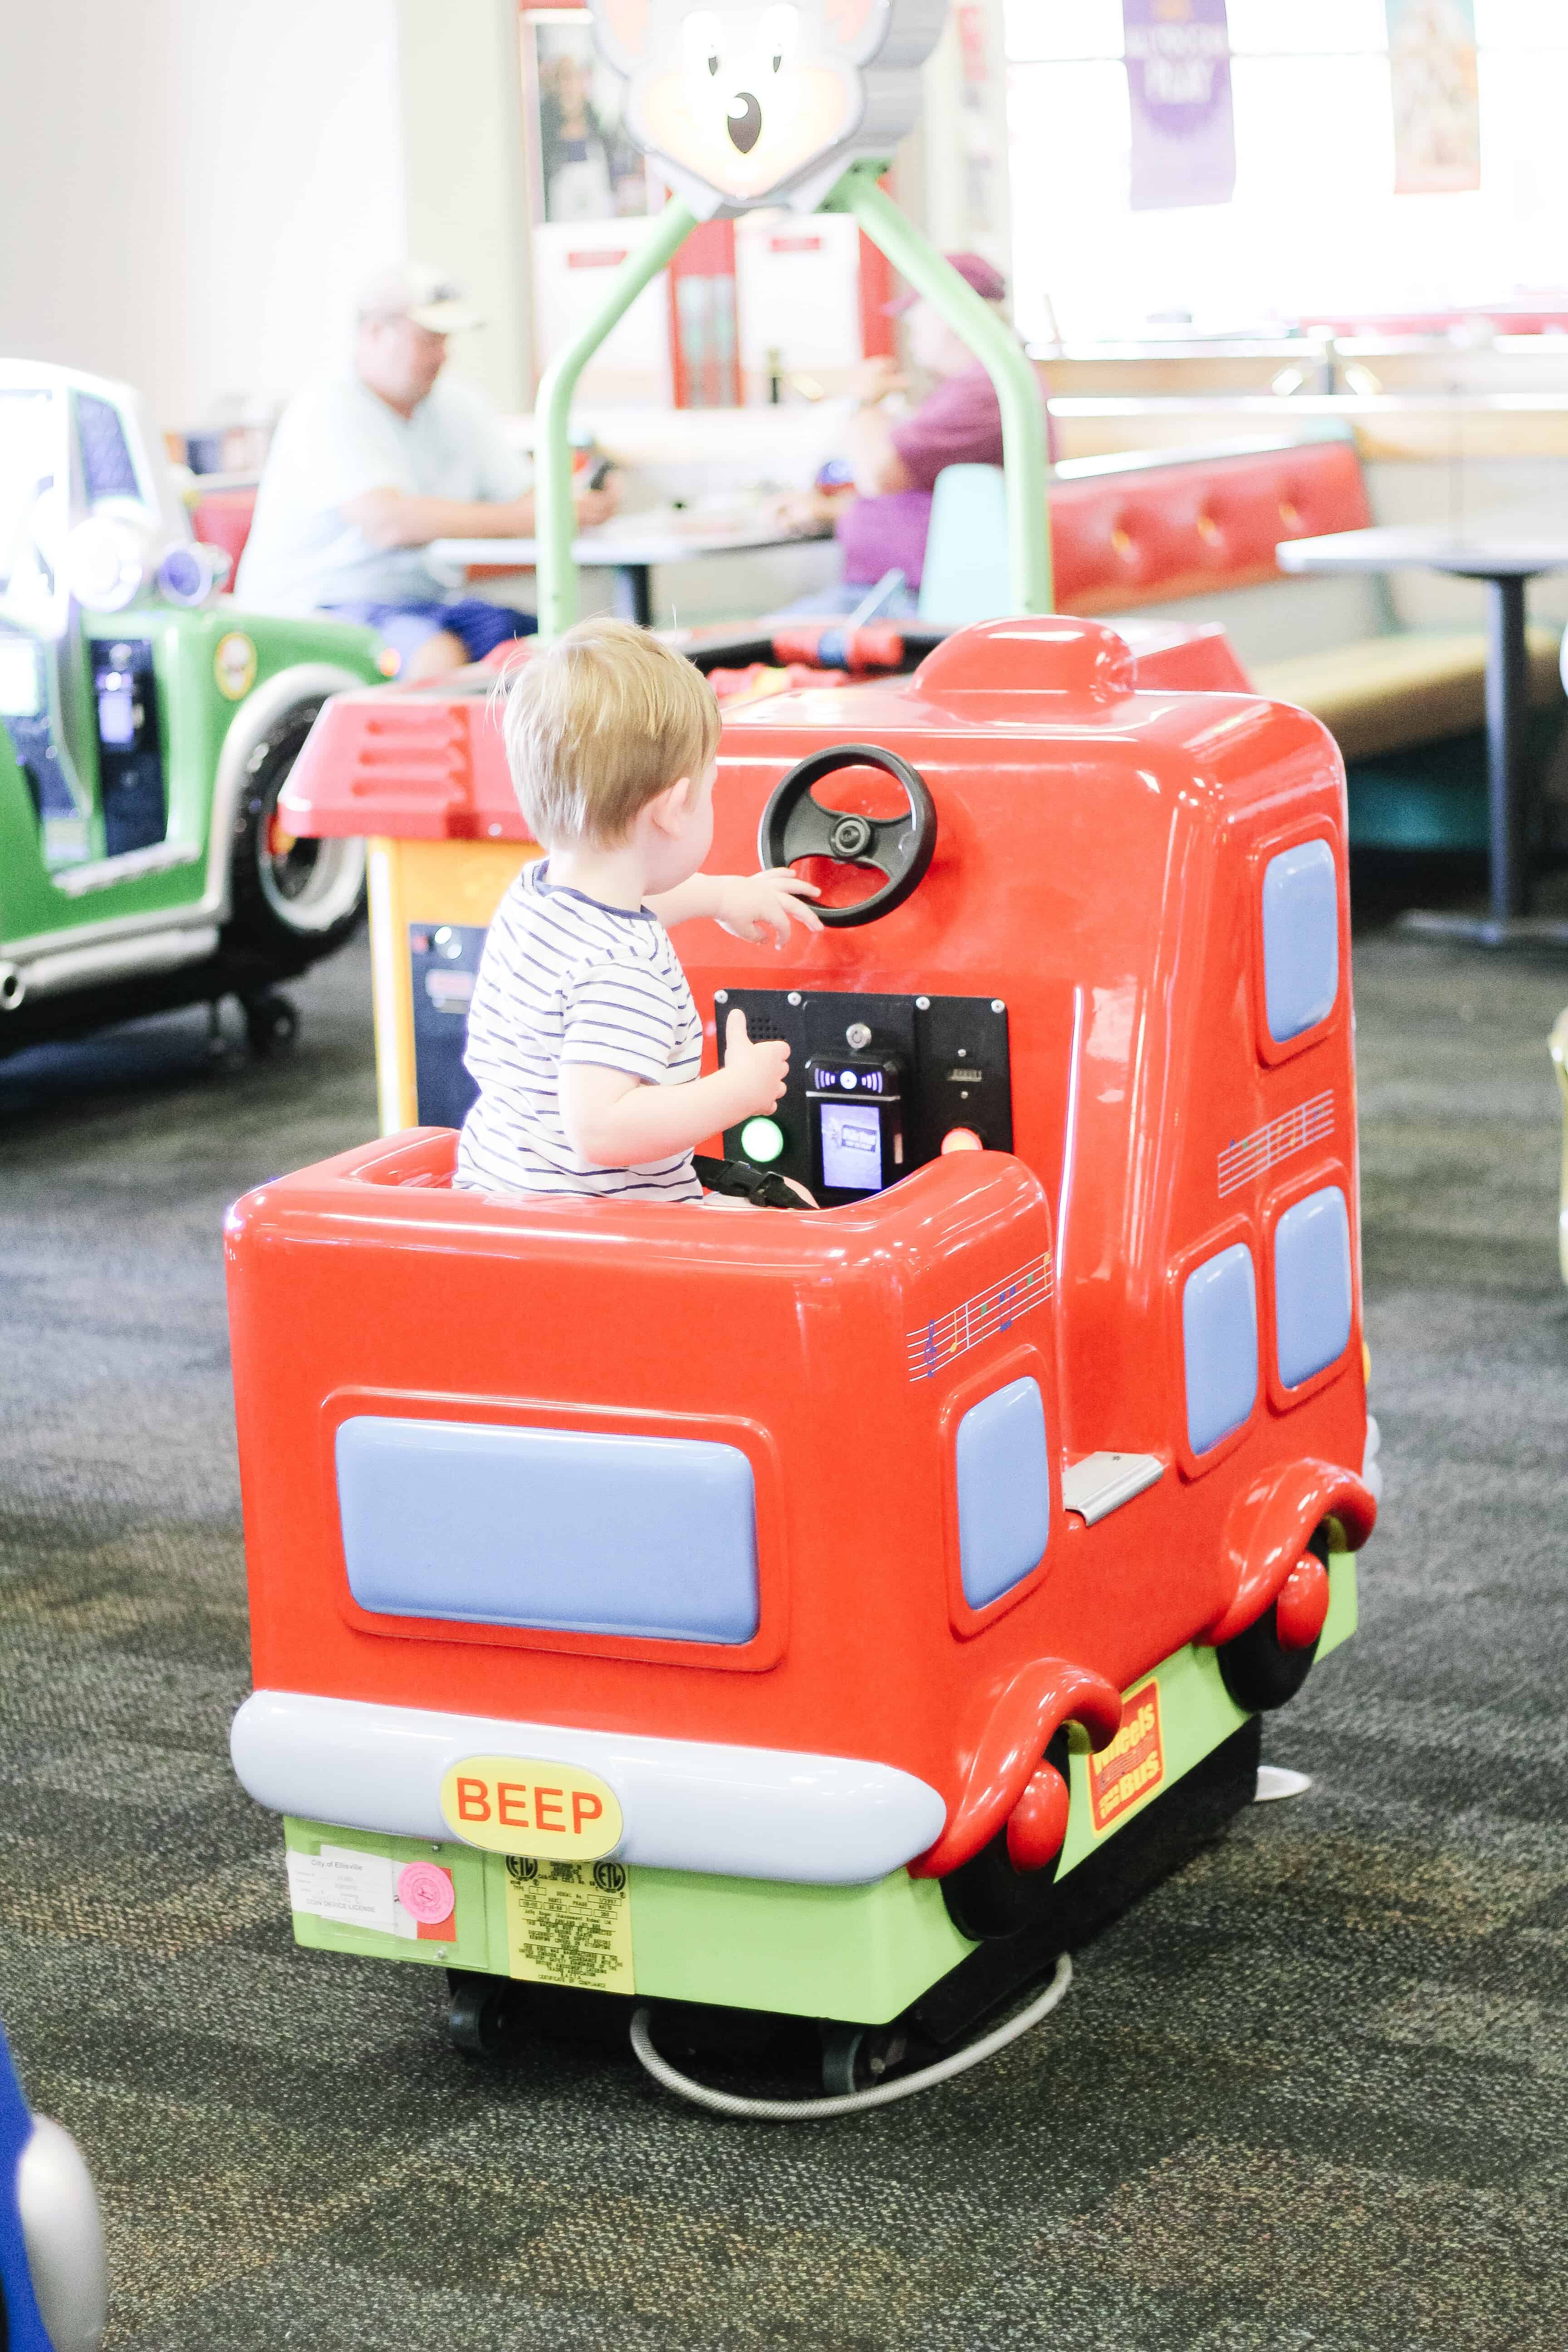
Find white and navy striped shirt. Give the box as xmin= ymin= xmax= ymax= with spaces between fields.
xmin=453 ymin=859 xmax=706 ymax=1202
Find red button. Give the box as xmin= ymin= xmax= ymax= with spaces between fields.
xmin=941 ymin=1127 xmax=983 ymax=1153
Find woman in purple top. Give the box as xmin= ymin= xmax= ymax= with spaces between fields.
xmin=776 ymin=253 xmax=1053 ymax=616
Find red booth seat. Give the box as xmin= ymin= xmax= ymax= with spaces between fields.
xmin=1050 ymin=431 xmax=1563 ymax=760
xmin=191 ymin=487 xmax=258 ymax=578
xmin=1051 ymin=433 xmax=1371 ymax=615
xmin=195 ymin=437 xmax=1365 ymax=623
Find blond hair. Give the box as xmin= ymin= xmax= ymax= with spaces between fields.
xmin=496 ymin=617 xmax=720 ymax=847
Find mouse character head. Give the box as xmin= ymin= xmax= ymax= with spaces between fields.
xmin=589 ymin=0 xmax=944 ymax=213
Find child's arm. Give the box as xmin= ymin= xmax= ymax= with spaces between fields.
xmin=647 ymin=869 xmax=822 ymax=943
xmin=559 ymin=1009 xmax=789 ymax=1168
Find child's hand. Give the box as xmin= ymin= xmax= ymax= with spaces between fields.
xmin=715 ymin=869 xmax=823 ymax=946
xmin=722 ymin=1008 xmax=791 ymax=1116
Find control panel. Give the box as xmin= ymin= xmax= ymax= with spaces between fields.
xmin=716 ymin=988 xmax=1012 ymax=1207
xmin=91 ymin=638 xmax=165 ymax=858
xmin=408 ymin=921 xmax=483 ymax=1129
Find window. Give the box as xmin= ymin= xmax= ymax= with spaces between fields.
xmin=953 ymin=1375 xmax=1051 ymax=1609
xmin=1261 ymin=838 xmax=1339 ymax=1044
xmin=75 ymin=394 xmax=141 ymax=504
xmin=1182 ymin=1241 xmax=1259 ymax=1455
xmin=337 ymin=1415 xmax=760 ymax=1644
xmin=1274 ymin=1184 xmax=1353 ymax=1387
xmin=1004 ymin=1 xmax=1568 ymax=343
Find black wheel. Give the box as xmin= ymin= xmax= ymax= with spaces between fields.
xmin=1215 ymin=1525 xmax=1329 ymax=1713
xmin=446 ymin=1970 xmax=529 ymax=2060
xmin=757 ymin=742 xmax=937 ymax=926
xmin=941 ymin=1728 xmax=1071 ymax=1940
xmin=820 ymin=2022 xmax=908 ymax=2096
xmin=226 ymin=697 xmax=366 ymax=958
xmin=242 ymin=992 xmax=298 ymax=1058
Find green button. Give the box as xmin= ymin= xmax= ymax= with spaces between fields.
xmin=740 ymin=1116 xmax=786 ymax=1164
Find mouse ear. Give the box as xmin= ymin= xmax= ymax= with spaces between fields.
xmin=588 ymin=0 xmax=651 ymax=74
xmin=822 ymin=0 xmax=892 ymax=63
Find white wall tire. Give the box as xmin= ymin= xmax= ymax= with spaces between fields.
xmin=225 ymin=696 xmax=366 ymax=957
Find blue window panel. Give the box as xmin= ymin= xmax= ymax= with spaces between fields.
xmin=1183 ymin=1244 xmax=1259 ymax=1455
xmin=1262 ymin=838 xmax=1339 ymax=1042
xmin=76 ymin=392 xmax=140 ymax=500
xmin=1274 ymin=1185 xmax=1353 ymax=1388
xmin=955 ymin=1376 xmax=1051 ymax=1611
xmin=336 ymin=1416 xmax=759 ymax=1644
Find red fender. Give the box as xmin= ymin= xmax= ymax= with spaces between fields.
xmin=911 ymin=1659 xmax=1122 ymax=1879
xmin=1205 ymin=1456 xmax=1377 ymax=1651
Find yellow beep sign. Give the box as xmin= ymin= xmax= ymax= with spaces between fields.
xmin=438 ymin=1756 xmax=623 ymax=1859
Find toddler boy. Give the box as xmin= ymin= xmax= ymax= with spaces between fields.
xmin=454 ymin=617 xmax=820 ymax=1203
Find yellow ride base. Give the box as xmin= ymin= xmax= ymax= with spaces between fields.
xmin=367 ymin=836 xmax=535 ymax=1133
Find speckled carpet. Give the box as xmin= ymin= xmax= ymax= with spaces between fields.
xmin=3 ymin=916 xmax=1568 ymax=2351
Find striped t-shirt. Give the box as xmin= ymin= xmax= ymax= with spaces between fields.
xmin=453 ymin=859 xmax=706 ymax=1202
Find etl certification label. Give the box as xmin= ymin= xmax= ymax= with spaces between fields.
xmin=504 ymin=1857 xmax=634 ymax=1993
xmin=1089 ymin=1681 xmax=1165 ymax=1834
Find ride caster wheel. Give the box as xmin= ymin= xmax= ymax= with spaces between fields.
xmin=242 ymin=992 xmax=299 ymax=1058
xmin=1215 ymin=1526 xmax=1330 ymax=1713
xmin=446 ymin=1971 xmax=529 ymax=2060
xmin=820 ymin=2023 xmax=909 ymax=2097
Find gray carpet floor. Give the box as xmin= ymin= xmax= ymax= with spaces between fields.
xmin=3 ymin=925 xmax=1568 ymax=2351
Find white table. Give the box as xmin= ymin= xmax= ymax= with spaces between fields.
xmin=427 ymin=519 xmax=828 ymax=627
xmin=1278 ymin=526 xmax=1568 ymax=944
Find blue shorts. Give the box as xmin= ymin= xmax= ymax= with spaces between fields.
xmin=324 ymin=598 xmax=537 ymax=672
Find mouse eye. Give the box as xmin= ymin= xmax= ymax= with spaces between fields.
xmin=761 ymin=4 xmax=797 ymax=73
xmin=682 ymin=10 xmax=723 ymax=77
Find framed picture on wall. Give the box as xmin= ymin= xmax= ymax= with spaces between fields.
xmin=522 ymin=8 xmax=651 ymax=225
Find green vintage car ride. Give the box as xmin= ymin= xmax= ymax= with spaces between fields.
xmin=0 ymin=360 xmax=382 ymax=1061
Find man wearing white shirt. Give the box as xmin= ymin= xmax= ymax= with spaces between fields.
xmin=236 ymin=263 xmax=617 ymax=678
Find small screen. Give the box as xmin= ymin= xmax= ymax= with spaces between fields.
xmin=96 ymin=680 xmax=136 ymax=746
xmin=0 ymin=638 xmax=39 ymax=717
xmin=819 ymin=1099 xmax=882 ymax=1192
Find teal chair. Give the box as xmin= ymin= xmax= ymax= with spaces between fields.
xmin=918 ymin=463 xmax=1013 ymax=626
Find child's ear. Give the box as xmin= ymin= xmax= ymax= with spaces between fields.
xmin=646 ymin=774 xmax=695 ymax=838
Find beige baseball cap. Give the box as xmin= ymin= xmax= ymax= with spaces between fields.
xmin=355 ymin=262 xmax=485 ymax=334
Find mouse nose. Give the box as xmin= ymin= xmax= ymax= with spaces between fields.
xmin=727 ymin=90 xmax=762 ymax=153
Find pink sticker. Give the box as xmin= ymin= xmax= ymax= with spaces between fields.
xmin=397 ymin=1862 xmax=455 ymax=1926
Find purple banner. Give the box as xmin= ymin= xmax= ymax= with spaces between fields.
xmin=1122 ymin=0 xmax=1236 ymax=213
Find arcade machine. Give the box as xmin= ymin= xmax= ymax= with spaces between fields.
xmin=0 ymin=362 xmax=382 ymax=1063
xmin=226 ymin=0 xmax=1377 ymax=2112
xmin=0 ymin=2023 xmax=106 ymax=2350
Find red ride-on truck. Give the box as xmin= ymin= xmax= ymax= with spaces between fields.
xmin=225 ymin=616 xmax=1375 ymax=2096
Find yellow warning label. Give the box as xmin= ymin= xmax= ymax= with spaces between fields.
xmin=503 ymin=1855 xmax=634 ymax=1993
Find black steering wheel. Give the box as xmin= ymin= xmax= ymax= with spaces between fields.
xmin=757 ymin=743 xmax=937 ymax=929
